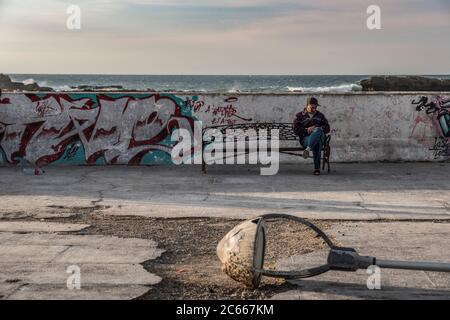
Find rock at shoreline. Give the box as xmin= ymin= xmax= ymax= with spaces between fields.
xmin=0 ymin=73 xmax=54 ymax=92
xmin=70 ymin=85 xmax=158 ymax=92
xmin=72 ymin=84 xmax=125 ymax=91
xmin=360 ymin=76 xmax=450 ymax=91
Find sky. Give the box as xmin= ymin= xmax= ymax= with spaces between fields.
xmin=0 ymin=0 xmax=449 ymax=75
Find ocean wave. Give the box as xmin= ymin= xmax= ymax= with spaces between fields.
xmin=53 ymin=85 xmax=75 ymax=91
xmin=286 ymin=83 xmax=362 ymax=93
xmin=22 ymin=78 xmax=36 ymax=85
xmin=10 ymin=74 xmax=366 ymax=93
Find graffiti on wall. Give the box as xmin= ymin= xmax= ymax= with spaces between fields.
xmin=0 ymin=93 xmax=196 ymax=166
xmin=412 ymin=96 xmax=450 ymax=158
xmin=186 ymin=96 xmax=252 ymax=125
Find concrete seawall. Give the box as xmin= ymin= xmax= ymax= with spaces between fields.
xmin=0 ymin=92 xmax=449 ymax=165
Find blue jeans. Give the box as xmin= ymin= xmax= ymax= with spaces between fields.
xmin=302 ymin=127 xmax=325 ymax=170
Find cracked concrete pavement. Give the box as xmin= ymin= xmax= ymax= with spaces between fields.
xmin=0 ymin=222 xmax=164 ymax=300
xmin=1 ymin=163 xmax=449 ymax=220
xmin=273 ymin=221 xmax=450 ymax=300
xmin=1 ymin=162 xmax=449 ymax=300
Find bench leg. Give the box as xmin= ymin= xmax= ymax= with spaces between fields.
xmin=321 ymin=148 xmax=327 ymax=171
xmin=321 ymin=152 xmax=325 ymax=171
xmin=326 ymin=146 xmax=331 ymax=173
xmin=322 ymin=145 xmax=331 ymax=173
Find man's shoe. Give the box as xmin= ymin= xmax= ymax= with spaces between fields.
xmin=313 ymin=169 xmax=321 ymax=176
xmin=302 ymin=147 xmax=310 ymax=159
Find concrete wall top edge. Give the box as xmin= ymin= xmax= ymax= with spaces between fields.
xmin=2 ymin=91 xmax=450 ymax=96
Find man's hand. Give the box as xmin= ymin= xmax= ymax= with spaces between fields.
xmin=307 ymin=126 xmax=316 ymax=134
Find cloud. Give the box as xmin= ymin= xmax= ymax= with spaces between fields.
xmin=0 ymin=0 xmax=449 ymax=74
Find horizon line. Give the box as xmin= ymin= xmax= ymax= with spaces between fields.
xmin=6 ymin=73 xmax=450 ymax=77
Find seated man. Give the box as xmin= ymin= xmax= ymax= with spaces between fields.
xmin=293 ymin=97 xmax=330 ymax=175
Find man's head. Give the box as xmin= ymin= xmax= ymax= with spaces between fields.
xmin=306 ymin=97 xmax=320 ymax=113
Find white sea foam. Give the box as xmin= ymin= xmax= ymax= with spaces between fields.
xmin=287 ymin=83 xmax=362 ymax=93
xmin=22 ymin=78 xmax=36 ymax=85
xmin=54 ymin=85 xmax=74 ymax=91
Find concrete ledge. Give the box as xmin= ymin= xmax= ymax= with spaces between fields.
xmin=1 ymin=163 xmax=449 ymax=221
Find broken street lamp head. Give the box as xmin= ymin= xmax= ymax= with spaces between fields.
xmin=217 ymin=213 xmax=450 ymax=289
xmin=217 ymin=217 xmax=266 ymax=288
xmin=216 ymin=214 xmax=335 ymax=288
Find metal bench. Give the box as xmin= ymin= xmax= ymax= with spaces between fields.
xmin=201 ymin=122 xmax=331 ymax=173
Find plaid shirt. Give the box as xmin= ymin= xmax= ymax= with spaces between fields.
xmin=293 ymin=110 xmax=330 ymax=143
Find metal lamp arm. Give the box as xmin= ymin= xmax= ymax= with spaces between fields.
xmin=376 ymin=259 xmax=450 ymax=272
xmin=328 ymin=247 xmax=450 ymax=273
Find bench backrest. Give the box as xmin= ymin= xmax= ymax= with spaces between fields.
xmin=202 ymin=123 xmax=299 ymax=141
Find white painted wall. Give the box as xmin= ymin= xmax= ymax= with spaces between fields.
xmin=189 ymin=93 xmax=448 ymax=162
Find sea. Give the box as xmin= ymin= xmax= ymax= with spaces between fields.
xmin=8 ymin=74 xmax=450 ymax=93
